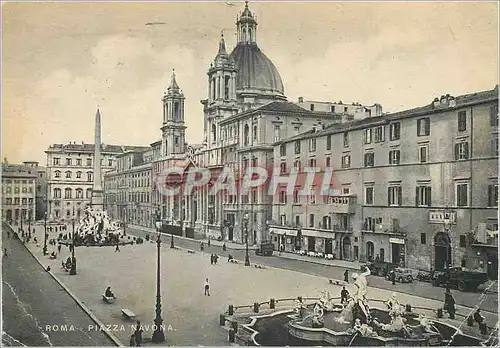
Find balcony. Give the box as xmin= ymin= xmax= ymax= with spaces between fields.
xmin=326 ymin=195 xmax=356 ymax=214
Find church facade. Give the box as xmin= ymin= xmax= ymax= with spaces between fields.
xmin=146 ymin=1 xmax=381 ymax=244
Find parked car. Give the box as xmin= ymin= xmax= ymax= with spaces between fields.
xmin=386 ymin=268 xmax=414 ymax=283
xmin=367 ymin=261 xmax=399 ymax=277
xmin=432 ymin=267 xmax=488 ymax=292
xmin=255 ymin=242 xmax=274 ymax=256
xmin=416 ymin=269 xmax=434 ymax=282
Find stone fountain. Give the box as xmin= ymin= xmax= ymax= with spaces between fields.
xmin=226 ymin=265 xmax=490 ymax=346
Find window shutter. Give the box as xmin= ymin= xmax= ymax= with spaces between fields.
xmin=425 ymin=118 xmax=430 ymax=135
xmin=464 ymin=142 xmax=469 ymax=159
xmin=488 ymin=185 xmax=493 ymax=207
xmin=415 ymin=187 xmax=420 ymax=206
xmin=398 ymin=187 xmax=402 ymax=206
xmin=417 ymin=119 xmax=421 ymax=136
xmin=426 ymin=187 xmax=432 ymax=206
xmin=396 ymin=151 xmax=400 ymax=163
xmin=490 ymin=106 xmax=497 ymax=126
xmin=454 ymin=144 xmax=459 ymax=160
xmin=387 ymin=187 xmax=391 ymax=205
xmin=389 ymin=151 xmax=392 ymax=164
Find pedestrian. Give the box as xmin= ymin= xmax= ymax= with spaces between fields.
xmin=204 ymin=278 xmax=210 ymax=296
xmin=3 ymin=248 xmax=7 ymax=258
xmin=391 ymin=270 xmax=396 ymax=285
xmin=222 ymin=243 xmax=227 ymax=252
xmin=214 ymin=254 xmax=218 ymax=265
xmin=344 ymin=270 xmax=349 ymax=283
xmin=210 ymin=254 xmax=214 ymax=265
xmin=200 ymin=242 xmax=204 ymax=251
xmin=444 ymin=288 xmax=456 ymax=319
xmin=129 ymin=334 xmax=136 ymax=346
xmin=58 ymin=244 xmax=62 ymax=253
xmin=473 ymin=309 xmax=484 ymax=325
xmin=208 ymin=238 xmax=211 ymax=247
xmin=134 ymin=321 xmax=143 ymax=346
xmin=340 ymin=286 xmax=349 ymax=304
xmin=115 ymin=243 xmax=120 ymax=252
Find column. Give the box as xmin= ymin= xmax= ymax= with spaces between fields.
xmin=208 ymin=77 xmax=212 ymax=103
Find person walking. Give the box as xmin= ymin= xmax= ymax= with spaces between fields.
xmin=134 ymin=321 xmax=143 ymax=347
xmin=115 ymin=243 xmax=120 ymax=252
xmin=214 ymin=254 xmax=218 ymax=265
xmin=222 ymin=243 xmax=227 ymax=252
xmin=208 ymin=238 xmax=211 ymax=247
xmin=340 ymin=286 xmax=349 ymax=304
xmin=58 ymin=244 xmax=62 ymax=253
xmin=204 ymin=278 xmax=210 ymax=296
xmin=210 ymin=254 xmax=214 ymax=265
xmin=344 ymin=270 xmax=349 ymax=283
xmin=444 ymin=288 xmax=456 ymax=319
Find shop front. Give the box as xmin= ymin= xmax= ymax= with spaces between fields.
xmin=301 ymin=228 xmax=337 ymax=256
xmin=269 ymin=226 xmax=298 ymax=252
xmin=389 ymin=236 xmax=406 ymax=267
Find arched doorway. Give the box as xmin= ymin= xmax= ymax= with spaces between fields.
xmin=380 ymin=248 xmax=385 ymax=262
xmin=434 ymin=232 xmax=452 ymax=270
xmin=342 ymin=236 xmax=352 ymax=260
xmin=366 ymin=241 xmax=375 ymax=262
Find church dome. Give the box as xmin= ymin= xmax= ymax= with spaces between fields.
xmin=229 ymin=43 xmax=285 ymax=98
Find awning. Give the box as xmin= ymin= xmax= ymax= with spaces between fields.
xmin=269 ymin=228 xmax=298 ymax=237
xmin=301 ymin=228 xmax=336 ymax=239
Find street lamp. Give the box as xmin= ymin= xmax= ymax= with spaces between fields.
xmin=70 ymin=207 xmax=77 ymax=275
xmin=20 ymin=205 xmax=24 ymax=238
xmin=28 ymin=209 xmax=32 ymax=240
xmin=243 ymin=213 xmax=250 ymax=266
xmin=152 ymin=216 xmax=165 ymax=343
xmin=43 ymin=212 xmax=48 ymax=255
xmin=123 ymin=209 xmax=127 ymax=236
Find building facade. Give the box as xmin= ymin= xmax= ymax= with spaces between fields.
xmin=2 ymin=162 xmax=37 ymax=223
xmin=104 ymin=148 xmax=153 ymax=228
xmin=22 ymin=161 xmax=48 ymax=220
xmin=45 ymin=142 xmax=147 ymax=221
xmin=270 ymin=87 xmax=498 ymax=275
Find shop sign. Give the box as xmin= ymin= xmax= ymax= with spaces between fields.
xmin=428 ymin=210 xmax=456 ymax=224
xmin=389 ymin=237 xmax=405 ymax=245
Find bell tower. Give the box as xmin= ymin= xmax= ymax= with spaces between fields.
xmin=161 ymin=70 xmax=186 ymax=156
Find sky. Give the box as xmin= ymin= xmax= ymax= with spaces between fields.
xmin=2 ymin=1 xmax=498 ymax=165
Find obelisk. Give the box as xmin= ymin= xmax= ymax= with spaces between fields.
xmin=90 ymin=108 xmax=104 ymax=211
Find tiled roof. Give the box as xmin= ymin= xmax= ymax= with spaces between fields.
xmin=2 ymin=164 xmax=38 ymax=178
xmin=258 ymin=101 xmax=307 ymax=113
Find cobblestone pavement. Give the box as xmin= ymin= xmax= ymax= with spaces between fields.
xmin=125 ymin=225 xmax=498 ymax=315
xmin=18 ymin=223 xmax=498 ymax=346
xmin=2 ymin=224 xmax=115 ymax=346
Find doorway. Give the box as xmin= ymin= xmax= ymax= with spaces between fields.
xmin=434 ymin=232 xmax=451 ymax=271
xmin=366 ymin=241 xmax=375 ymax=262
xmin=307 ymin=236 xmax=316 ymax=252
xmin=380 ymin=248 xmax=385 ymax=262
xmin=325 ymin=238 xmax=333 ymax=254
xmin=342 ymin=236 xmax=352 ymax=260
xmin=391 ymin=243 xmax=401 ymax=264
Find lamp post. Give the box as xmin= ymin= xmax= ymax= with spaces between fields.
xmin=43 ymin=212 xmax=48 ymax=255
xmin=123 ymin=209 xmax=127 ymax=236
xmin=28 ymin=209 xmax=32 ymax=240
xmin=70 ymin=207 xmax=77 ymax=275
xmin=243 ymin=213 xmax=250 ymax=266
xmin=20 ymin=205 xmax=24 ymax=238
xmin=152 ymin=213 xmax=165 ymax=343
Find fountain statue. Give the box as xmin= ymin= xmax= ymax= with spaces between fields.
xmin=311 ymin=303 xmax=325 ymax=328
xmin=335 ymin=265 xmax=372 ymax=325
xmin=318 ymin=289 xmax=336 ymax=311
xmin=373 ymin=293 xmax=409 ymax=334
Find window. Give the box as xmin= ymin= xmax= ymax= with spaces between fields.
xmin=280 ymin=162 xmax=287 ymax=174
xmin=364 ymin=152 xmax=374 ymax=167
xmin=174 ymin=136 xmax=179 ymax=146
xmin=419 ymin=145 xmax=428 ymax=163
xmin=14 ymin=198 xmax=20 ymax=205
xmin=341 ymin=154 xmax=351 ymax=169
xmin=54 ymin=170 xmax=61 ymax=178
xmin=420 ymin=233 xmax=426 ymax=244
xmin=294 ymin=140 xmax=301 ymax=155
xmin=293 ymin=190 xmax=299 ymax=204
xmin=76 ymin=171 xmax=82 ymax=178
xmin=309 ymin=158 xmax=316 ymax=167
xmin=310 ymin=104 xmax=314 ymax=111
xmin=454 ymin=142 xmax=469 ymax=160
xmin=251 ymin=157 xmax=258 ymax=167
xmin=76 ymin=189 xmax=83 ymax=199
xmin=417 ymin=118 xmax=430 ymax=136
xmin=389 ymin=150 xmax=400 ymax=165
xmin=342 ymin=187 xmax=350 ymax=195
xmin=87 ymin=172 xmax=93 ymax=182
xmin=365 ymin=186 xmax=374 ymax=205
xmin=251 ymin=190 xmax=257 ymax=204
xmin=456 ymin=182 xmax=469 ymax=206
xmin=343 ymin=132 xmax=349 ymax=147
xmin=490 ymin=105 xmax=499 ymax=127
xmin=6 ymin=198 xmax=12 ymax=205
xmin=416 ymin=186 xmax=432 ymax=206
xmin=253 ymin=125 xmax=257 ymax=140
xmin=294 ymin=160 xmax=301 ymax=170
xmin=274 ymin=126 xmax=280 ymax=142
xmin=64 ymin=188 xmax=72 ymax=199
xmin=325 ymin=156 xmax=331 ymax=167
xmin=364 ymin=217 xmax=375 ymax=231
xmin=459 ymin=235 xmax=466 ymax=248
xmin=224 ymin=75 xmax=230 ymax=100
xmin=364 ymin=129 xmax=372 ymax=144
xmin=331 ymin=105 xmax=335 ymax=113
xmin=244 ymin=124 xmax=249 ymax=146
xmin=492 ymin=137 xmax=499 ymax=157
xmin=21 ymin=198 xmax=27 ymax=205
xmin=53 ymin=157 xmax=60 ymax=165
xmin=65 ymin=171 xmax=72 ymax=178
xmin=76 ymin=158 xmax=82 ymax=166
xmin=344 ymin=107 xmax=348 ymax=112
xmin=326 ymin=135 xmax=332 ymax=151
xmin=279 ymin=190 xmax=287 ymax=204
xmin=488 ymin=184 xmax=498 ymax=207
xmin=309 ymin=214 xmax=315 ymax=227
xmin=280 ymin=214 xmax=286 ymax=225
xmin=389 ymin=123 xmax=401 ymax=140
xmin=309 ymin=138 xmax=316 ymax=152
xmin=374 ymin=126 xmax=385 ymax=142
xmin=87 ymin=158 xmax=92 ymax=166
xmin=458 ymin=111 xmax=467 ymax=132
xmin=388 ymin=186 xmax=402 ymax=206
xmin=294 ymin=126 xmax=300 ymax=135
xmin=66 ymin=158 xmax=72 ymax=166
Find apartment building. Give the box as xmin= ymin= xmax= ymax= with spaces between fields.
xmin=2 ymin=162 xmax=37 ymax=223
xmin=271 ymin=86 xmax=498 ymax=275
